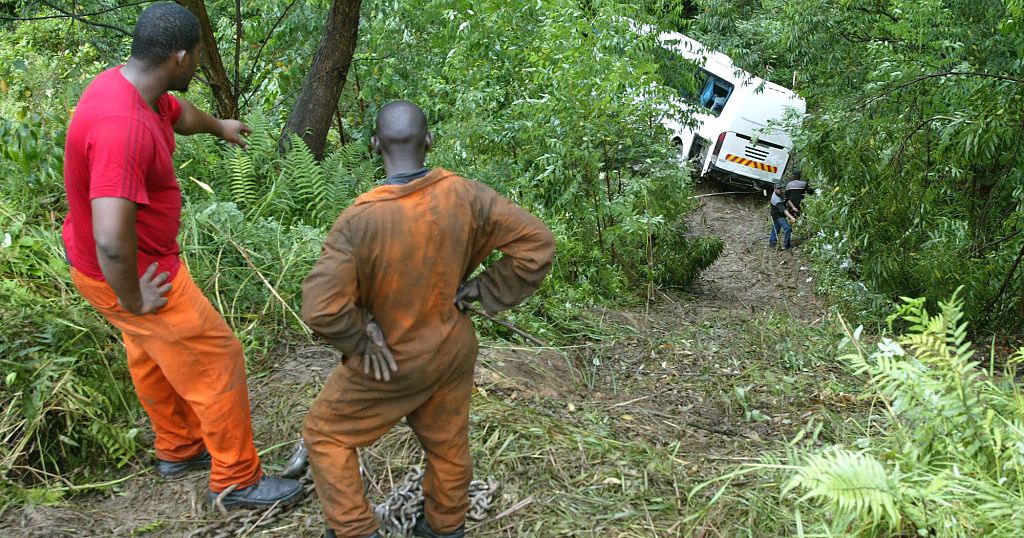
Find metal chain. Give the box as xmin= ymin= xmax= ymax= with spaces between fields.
xmin=374 ymin=467 xmax=500 ymax=538
xmin=187 ymin=467 xmax=499 ymax=538
xmin=186 ymin=470 xmax=318 ymax=538
xmin=466 ymin=476 xmax=500 ymax=522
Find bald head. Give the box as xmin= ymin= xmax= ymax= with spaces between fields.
xmin=375 ymin=101 xmax=429 ymax=147
xmin=372 ymin=101 xmax=432 ymax=175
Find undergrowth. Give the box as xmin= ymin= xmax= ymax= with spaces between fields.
xmin=0 ymin=205 xmax=139 ymax=506
xmin=693 ymin=291 xmax=1024 ymax=537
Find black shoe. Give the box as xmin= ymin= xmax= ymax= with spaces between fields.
xmin=413 ymin=518 xmax=465 ymax=538
xmin=208 ymin=475 xmax=304 ymax=511
xmin=155 ymin=449 xmax=211 ymax=478
xmin=325 ymin=529 xmax=380 ymax=538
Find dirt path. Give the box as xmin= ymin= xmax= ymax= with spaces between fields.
xmin=2 ymin=182 xmax=843 ymax=537
xmin=686 ymin=182 xmax=822 ymax=317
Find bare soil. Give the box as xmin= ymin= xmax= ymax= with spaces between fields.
xmin=1 ymin=182 xmax=847 ymax=537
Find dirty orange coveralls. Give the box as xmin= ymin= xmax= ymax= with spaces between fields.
xmin=301 ymin=168 xmax=555 ymax=537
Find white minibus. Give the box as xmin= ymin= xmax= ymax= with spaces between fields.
xmin=656 ymin=32 xmax=806 ymax=190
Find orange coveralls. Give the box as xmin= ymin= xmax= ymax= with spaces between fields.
xmin=301 ymin=168 xmax=555 ymax=537
xmin=71 ymin=265 xmax=263 ymax=491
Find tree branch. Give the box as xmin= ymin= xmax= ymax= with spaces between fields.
xmin=234 ymin=0 xmax=242 ymax=99
xmin=866 ymin=71 xmax=1024 ymax=106
xmin=984 ymin=240 xmax=1024 ymax=314
xmin=850 ymin=5 xmax=899 ymax=24
xmin=975 ymin=228 xmax=1024 ymax=255
xmin=890 ymin=115 xmax=956 ymax=168
xmin=0 ymin=0 xmax=153 ymax=22
xmin=466 ymin=305 xmax=549 ymax=347
xmin=35 ymin=0 xmax=134 ymax=36
xmin=239 ymin=0 xmax=300 ymax=110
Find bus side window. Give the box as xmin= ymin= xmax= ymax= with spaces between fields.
xmin=699 ymin=78 xmax=715 ymax=109
xmin=701 ymin=76 xmax=734 ymax=116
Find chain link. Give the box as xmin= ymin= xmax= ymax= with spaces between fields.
xmin=374 ymin=467 xmax=500 ymax=538
xmin=187 ymin=467 xmax=499 ymax=538
xmin=187 ymin=469 xmax=317 ymax=538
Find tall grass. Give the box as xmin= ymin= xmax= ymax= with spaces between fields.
xmin=0 ymin=204 xmax=140 ymax=505
xmin=693 ymin=292 xmax=1024 ymax=536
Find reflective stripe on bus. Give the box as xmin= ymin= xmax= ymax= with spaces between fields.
xmin=723 ymin=154 xmax=778 ymax=173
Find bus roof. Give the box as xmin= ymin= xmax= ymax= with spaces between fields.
xmin=657 ymin=31 xmax=802 ymax=103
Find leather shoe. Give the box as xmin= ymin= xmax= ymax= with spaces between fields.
xmin=413 ymin=518 xmax=465 ymax=538
xmin=155 ymin=449 xmax=211 ymax=478
xmin=208 ymin=475 xmax=304 ymax=510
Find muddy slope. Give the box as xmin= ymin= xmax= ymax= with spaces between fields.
xmin=1 ymin=182 xmax=833 ymax=537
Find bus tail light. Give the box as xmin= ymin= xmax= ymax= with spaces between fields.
xmin=712 ymin=132 xmax=727 ymax=158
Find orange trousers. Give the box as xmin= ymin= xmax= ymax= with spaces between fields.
xmin=71 ymin=265 xmax=262 ymax=492
xmin=304 ymin=317 xmax=478 ymax=538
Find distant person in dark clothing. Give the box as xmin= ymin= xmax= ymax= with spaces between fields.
xmin=785 ymin=171 xmax=808 ymax=218
xmin=769 ymin=185 xmax=797 ymax=249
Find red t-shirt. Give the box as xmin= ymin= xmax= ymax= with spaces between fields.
xmin=62 ymin=66 xmax=184 ymax=281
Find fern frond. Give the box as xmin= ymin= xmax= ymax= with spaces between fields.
xmin=227 ymin=147 xmax=258 ymax=209
xmin=243 ymin=112 xmax=275 ymax=154
xmin=280 ymin=135 xmax=326 ymax=224
xmin=785 ymin=446 xmax=903 ymax=530
xmin=321 ymin=141 xmax=375 ymax=217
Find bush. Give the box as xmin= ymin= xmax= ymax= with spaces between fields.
xmin=697 ymin=291 xmax=1024 ymax=536
xmin=0 ymin=206 xmax=139 ymax=502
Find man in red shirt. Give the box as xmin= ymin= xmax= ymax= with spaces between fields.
xmin=63 ymin=3 xmax=301 ymax=510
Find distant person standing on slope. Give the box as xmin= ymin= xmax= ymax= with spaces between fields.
xmin=769 ymin=184 xmax=797 ymax=250
xmin=785 ymin=171 xmax=808 ymax=219
xmin=61 ymin=2 xmax=302 ymax=510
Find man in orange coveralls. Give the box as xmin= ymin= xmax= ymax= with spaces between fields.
xmin=301 ymin=100 xmax=555 ymax=538
xmin=62 ymin=3 xmax=302 ymax=509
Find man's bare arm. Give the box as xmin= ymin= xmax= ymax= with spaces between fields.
xmin=92 ymin=197 xmax=171 ymax=315
xmin=173 ymin=97 xmax=251 ymax=148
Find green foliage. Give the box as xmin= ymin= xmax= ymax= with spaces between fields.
xmin=783 ymin=446 xmax=902 ymax=532
xmin=179 ymin=118 xmax=375 ymax=229
xmin=226 ymin=146 xmax=259 ymax=209
xmin=0 ymin=206 xmax=139 ymax=499
xmin=280 ymin=136 xmax=325 ymax=220
xmin=639 ymin=0 xmax=699 ymax=32
xmin=183 ymin=200 xmax=323 ymax=347
xmin=694 ymin=0 xmax=1024 ymax=330
xmin=319 ymin=141 xmax=377 ymax=215
xmin=698 ymin=293 xmax=1024 ymax=536
xmin=356 ymin=0 xmax=719 ymax=299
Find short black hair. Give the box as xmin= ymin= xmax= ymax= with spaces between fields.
xmin=131 ymin=3 xmax=201 ymax=65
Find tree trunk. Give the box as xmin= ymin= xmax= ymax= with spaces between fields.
xmin=281 ymin=0 xmax=362 ymax=159
xmin=176 ymin=0 xmax=239 ymax=119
